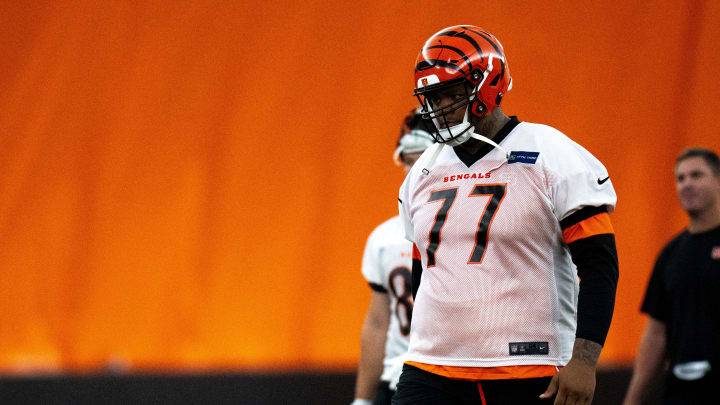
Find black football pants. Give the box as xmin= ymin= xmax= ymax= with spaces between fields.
xmin=391 ymin=364 xmax=555 ymax=405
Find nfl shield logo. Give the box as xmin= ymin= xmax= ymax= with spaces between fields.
xmin=421 ymin=77 xmax=429 ymax=86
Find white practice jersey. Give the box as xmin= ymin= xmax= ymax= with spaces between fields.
xmin=398 ymin=120 xmax=616 ymax=368
xmin=361 ymin=216 xmax=413 ymax=389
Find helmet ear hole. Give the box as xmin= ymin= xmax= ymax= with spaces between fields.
xmin=472 ymin=100 xmax=487 ymax=117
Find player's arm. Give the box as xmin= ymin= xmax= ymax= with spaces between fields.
xmin=541 ymin=337 xmax=602 ymax=405
xmin=353 ymin=289 xmax=391 ymax=403
xmin=541 ymin=205 xmax=619 ymax=404
xmin=622 ymin=317 xmax=667 ymax=405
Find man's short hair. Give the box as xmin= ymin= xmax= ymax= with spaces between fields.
xmin=676 ymin=147 xmax=720 ymax=176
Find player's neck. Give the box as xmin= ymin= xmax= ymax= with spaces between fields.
xmin=457 ymin=109 xmax=510 ymax=155
xmin=687 ymin=203 xmax=720 ymax=233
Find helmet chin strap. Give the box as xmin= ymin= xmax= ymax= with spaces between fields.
xmin=439 ymin=122 xmax=474 ymax=146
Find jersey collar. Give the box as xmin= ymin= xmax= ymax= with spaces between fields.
xmin=452 ymin=116 xmax=520 ymax=168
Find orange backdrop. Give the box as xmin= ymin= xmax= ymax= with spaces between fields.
xmin=1 ymin=0 xmax=719 ymax=373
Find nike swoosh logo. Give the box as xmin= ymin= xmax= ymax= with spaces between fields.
xmin=597 ymin=176 xmax=610 ymax=185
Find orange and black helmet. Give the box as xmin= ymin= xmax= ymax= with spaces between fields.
xmin=413 ymin=25 xmax=512 ymax=144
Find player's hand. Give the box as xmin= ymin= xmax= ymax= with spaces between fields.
xmin=539 ymin=358 xmax=596 ymax=405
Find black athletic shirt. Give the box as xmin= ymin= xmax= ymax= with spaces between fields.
xmin=641 ymin=225 xmax=720 ymax=367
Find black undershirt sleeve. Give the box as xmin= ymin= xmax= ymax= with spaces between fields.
xmin=569 ymin=234 xmax=619 ymax=346
xmin=412 ymin=256 xmax=423 ymax=300
xmin=563 ymin=206 xmax=619 ymax=346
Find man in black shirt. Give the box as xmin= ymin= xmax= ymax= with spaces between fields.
xmin=624 ymin=147 xmax=720 ymax=404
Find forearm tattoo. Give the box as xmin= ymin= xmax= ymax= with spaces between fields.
xmin=572 ymin=338 xmax=602 ymax=366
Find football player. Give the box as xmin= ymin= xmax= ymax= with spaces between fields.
xmin=393 ymin=25 xmax=619 ymax=405
xmin=352 ymin=109 xmax=436 ymax=405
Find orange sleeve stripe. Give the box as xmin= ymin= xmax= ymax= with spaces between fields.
xmin=405 ymin=361 xmax=559 ymax=380
xmin=412 ymin=244 xmax=421 ymax=260
xmin=562 ymin=212 xmax=614 ymax=244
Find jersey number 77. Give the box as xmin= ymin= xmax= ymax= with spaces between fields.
xmin=425 ymin=184 xmax=507 ymax=267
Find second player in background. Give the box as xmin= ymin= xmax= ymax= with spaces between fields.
xmin=352 ymin=109 xmax=436 ymax=405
